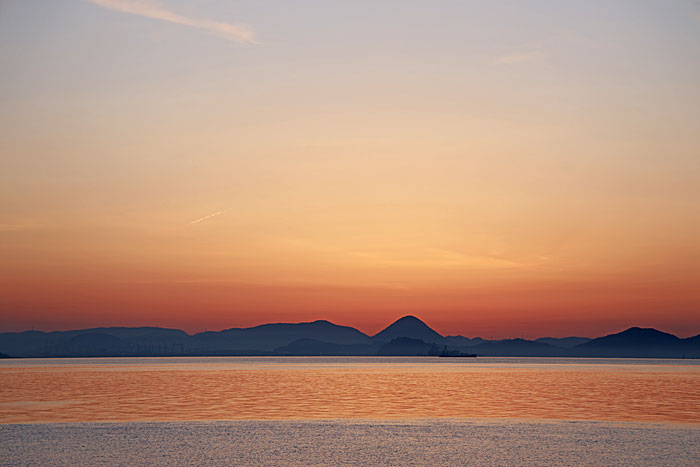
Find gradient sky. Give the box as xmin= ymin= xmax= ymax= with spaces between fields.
xmin=1 ymin=0 xmax=699 ymax=338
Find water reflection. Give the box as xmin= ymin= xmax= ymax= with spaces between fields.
xmin=1 ymin=357 xmax=698 ymax=424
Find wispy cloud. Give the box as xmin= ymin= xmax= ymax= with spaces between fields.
xmin=494 ymin=50 xmax=547 ymax=65
xmin=268 ymin=237 xmax=531 ymax=270
xmin=86 ymin=0 xmax=259 ymax=43
xmin=189 ymin=208 xmax=230 ymax=225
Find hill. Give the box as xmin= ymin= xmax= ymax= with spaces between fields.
xmin=535 ymin=337 xmax=591 ymax=348
xmin=193 ymin=320 xmax=371 ymax=352
xmin=274 ymin=339 xmax=377 ymax=356
xmin=372 ymin=316 xmax=444 ymax=344
xmin=574 ymin=327 xmax=699 ymax=358
xmin=0 ymin=327 xmax=191 ymax=357
xmin=376 ymin=337 xmax=437 ymax=356
xmin=1 ymin=319 xmax=698 ymax=358
xmin=470 ymin=339 xmax=566 ymax=357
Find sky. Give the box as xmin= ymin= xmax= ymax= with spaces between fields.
xmin=1 ymin=0 xmax=699 ymax=338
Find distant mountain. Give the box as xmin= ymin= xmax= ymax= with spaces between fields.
xmin=66 ymin=333 xmax=128 ymax=355
xmin=687 ymin=335 xmax=700 ymax=345
xmin=0 ymin=320 xmax=373 ymax=357
xmin=0 ymin=351 xmax=11 ymax=358
xmin=0 ymin=330 xmax=52 ymax=356
xmin=376 ymin=337 xmax=437 ymax=356
xmin=274 ymin=339 xmax=377 ymax=356
xmin=1 ymin=319 xmax=698 ymax=358
xmin=65 ymin=327 xmax=189 ymax=340
xmin=470 ymin=339 xmax=566 ymax=357
xmin=372 ymin=316 xmax=444 ymax=344
xmin=0 ymin=327 xmax=190 ymax=357
xmin=445 ymin=335 xmax=485 ymax=346
xmin=581 ymin=327 xmax=679 ymax=347
xmin=193 ymin=320 xmax=371 ymax=352
xmin=535 ymin=337 xmax=591 ymax=348
xmin=574 ymin=327 xmax=699 ymax=358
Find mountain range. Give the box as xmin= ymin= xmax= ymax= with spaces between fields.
xmin=0 ymin=316 xmax=698 ymax=358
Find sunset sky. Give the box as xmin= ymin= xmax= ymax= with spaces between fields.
xmin=1 ymin=0 xmax=699 ymax=338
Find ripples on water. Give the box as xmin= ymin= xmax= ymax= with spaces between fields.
xmin=1 ymin=357 xmax=698 ymax=424
xmin=2 ymin=420 xmax=699 ymax=466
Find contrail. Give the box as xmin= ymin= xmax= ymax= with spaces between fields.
xmin=190 ymin=208 xmax=230 ymax=225
xmin=85 ymin=0 xmax=259 ymax=44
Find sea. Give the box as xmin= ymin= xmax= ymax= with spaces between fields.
xmin=1 ymin=357 xmax=698 ymax=465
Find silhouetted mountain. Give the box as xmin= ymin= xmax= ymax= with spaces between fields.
xmin=1 ymin=321 xmax=697 ymax=358
xmin=273 ymin=339 xmax=377 ymax=356
xmin=65 ymin=327 xmax=189 ymax=340
xmin=574 ymin=327 xmax=699 ymax=358
xmin=0 ymin=351 xmax=11 ymax=358
xmin=65 ymin=333 xmax=128 ymax=356
xmin=445 ymin=335 xmax=485 ymax=346
xmin=372 ymin=316 xmax=444 ymax=344
xmin=0 ymin=327 xmax=191 ymax=357
xmin=0 ymin=330 xmax=52 ymax=356
xmin=535 ymin=337 xmax=591 ymax=348
xmin=193 ymin=320 xmax=371 ymax=352
xmin=582 ymin=327 xmax=678 ymax=347
xmin=377 ymin=337 xmax=437 ymax=356
xmin=470 ymin=339 xmax=566 ymax=357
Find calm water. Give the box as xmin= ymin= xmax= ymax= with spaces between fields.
xmin=1 ymin=357 xmax=698 ymax=424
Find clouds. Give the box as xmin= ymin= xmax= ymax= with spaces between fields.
xmin=86 ymin=0 xmax=259 ymax=43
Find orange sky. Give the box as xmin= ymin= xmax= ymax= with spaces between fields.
xmin=1 ymin=1 xmax=699 ymax=337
